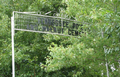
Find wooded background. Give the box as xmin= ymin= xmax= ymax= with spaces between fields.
xmin=0 ymin=0 xmax=120 ymax=77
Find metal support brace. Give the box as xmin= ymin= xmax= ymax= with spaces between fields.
xmin=11 ymin=12 xmax=15 ymax=77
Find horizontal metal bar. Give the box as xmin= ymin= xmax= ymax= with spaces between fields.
xmin=14 ymin=11 xmax=37 ymax=14
xmin=14 ymin=11 xmax=86 ymax=24
xmin=14 ymin=28 xmax=71 ymax=36
xmin=14 ymin=28 xmax=81 ymax=38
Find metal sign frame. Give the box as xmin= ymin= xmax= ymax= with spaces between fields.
xmin=11 ymin=12 xmax=15 ymax=77
xmin=11 ymin=11 xmax=82 ymax=77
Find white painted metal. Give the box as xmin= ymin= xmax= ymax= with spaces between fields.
xmin=106 ymin=61 xmax=109 ymax=77
xmin=102 ymin=29 xmax=109 ymax=77
xmin=103 ymin=46 xmax=109 ymax=77
xmin=14 ymin=11 xmax=84 ymax=23
xmin=11 ymin=12 xmax=15 ymax=77
xmin=14 ymin=28 xmax=71 ymax=36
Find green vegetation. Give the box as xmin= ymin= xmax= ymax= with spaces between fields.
xmin=0 ymin=0 xmax=120 ymax=77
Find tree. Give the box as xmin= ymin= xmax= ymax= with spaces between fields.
xmin=42 ymin=0 xmax=120 ymax=76
xmin=0 ymin=0 xmax=119 ymax=77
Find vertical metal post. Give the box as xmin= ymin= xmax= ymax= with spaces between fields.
xmin=104 ymin=47 xmax=109 ymax=77
xmin=61 ymin=13 xmax=64 ymax=34
xmin=102 ymin=29 xmax=109 ymax=77
xmin=11 ymin=12 xmax=15 ymax=77
xmin=106 ymin=61 xmax=109 ymax=77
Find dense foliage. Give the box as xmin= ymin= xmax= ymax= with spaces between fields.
xmin=0 ymin=0 xmax=120 ymax=77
